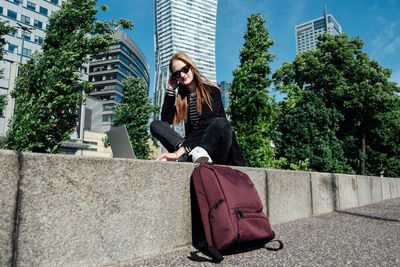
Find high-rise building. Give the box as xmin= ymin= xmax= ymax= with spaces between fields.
xmin=87 ymin=29 xmax=150 ymax=133
xmin=295 ymin=6 xmax=342 ymax=55
xmin=153 ymin=0 xmax=218 ymax=123
xmin=0 ymin=0 xmax=64 ymax=136
xmin=218 ymin=81 xmax=230 ymax=110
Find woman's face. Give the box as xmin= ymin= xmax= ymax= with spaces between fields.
xmin=170 ymin=59 xmax=194 ymax=87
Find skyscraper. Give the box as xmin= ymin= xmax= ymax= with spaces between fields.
xmin=295 ymin=6 xmax=342 ymax=54
xmin=218 ymin=81 xmax=230 ymax=110
xmin=0 ymin=0 xmax=64 ymax=136
xmin=87 ymin=29 xmax=150 ymax=133
xmin=153 ymin=0 xmax=218 ymax=122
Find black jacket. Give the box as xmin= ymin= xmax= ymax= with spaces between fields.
xmin=161 ymin=86 xmax=246 ymax=166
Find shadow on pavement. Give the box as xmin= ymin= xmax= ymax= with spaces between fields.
xmin=336 ymin=210 xmax=400 ymax=223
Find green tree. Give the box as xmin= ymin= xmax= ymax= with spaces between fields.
xmin=0 ymin=21 xmax=13 ymax=117
xmin=273 ymin=83 xmax=350 ymax=173
xmin=113 ymin=77 xmax=159 ymax=160
xmin=5 ymin=0 xmax=132 ymax=153
xmin=273 ymin=33 xmax=400 ymax=176
xmin=228 ymin=13 xmax=277 ymax=168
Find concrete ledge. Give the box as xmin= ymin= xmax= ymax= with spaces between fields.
xmin=0 ymin=150 xmax=19 ymax=267
xmin=356 ymin=175 xmax=372 ymax=206
xmin=382 ymin=178 xmax=391 ymax=200
xmin=16 ymin=153 xmax=195 ymax=267
xmin=371 ymin=177 xmax=383 ymax=203
xmin=389 ymin=178 xmax=398 ymax=198
xmin=336 ymin=174 xmax=358 ymax=210
xmin=0 ymin=150 xmax=399 ymax=266
xmin=310 ymin=172 xmax=335 ymax=215
xmin=266 ymin=170 xmax=312 ymax=225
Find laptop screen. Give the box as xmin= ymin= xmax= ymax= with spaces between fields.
xmin=106 ymin=125 xmax=136 ymax=159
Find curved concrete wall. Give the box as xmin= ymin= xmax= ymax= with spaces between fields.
xmin=0 ymin=150 xmax=399 ymax=266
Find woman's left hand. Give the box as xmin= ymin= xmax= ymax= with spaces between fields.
xmin=156 ymin=146 xmax=186 ymax=162
xmin=156 ymin=152 xmax=180 ymax=161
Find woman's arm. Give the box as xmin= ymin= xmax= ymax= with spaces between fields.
xmin=160 ymin=89 xmax=176 ymax=124
xmin=161 ymin=76 xmax=180 ymax=124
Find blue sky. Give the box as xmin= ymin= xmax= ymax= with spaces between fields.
xmin=96 ymin=0 xmax=400 ymax=98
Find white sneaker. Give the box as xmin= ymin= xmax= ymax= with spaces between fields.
xmin=189 ymin=146 xmax=212 ymax=164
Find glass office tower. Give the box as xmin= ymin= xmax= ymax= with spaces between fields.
xmin=88 ymin=29 xmax=150 ymax=133
xmin=153 ymin=0 xmax=218 ymax=123
xmin=295 ymin=6 xmax=342 ymax=55
xmin=0 ymin=0 xmax=64 ymax=136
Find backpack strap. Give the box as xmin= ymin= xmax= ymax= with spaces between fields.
xmin=265 ymin=239 xmax=284 ymax=251
xmin=188 ymin=245 xmax=224 ymax=263
xmin=264 ymin=231 xmax=284 ymax=251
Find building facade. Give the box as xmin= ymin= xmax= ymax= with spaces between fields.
xmin=218 ymin=81 xmax=230 ymax=110
xmin=87 ymin=29 xmax=150 ymax=133
xmin=153 ymin=0 xmax=218 ymax=124
xmin=0 ymin=0 xmax=64 ymax=136
xmin=295 ymin=6 xmax=342 ymax=55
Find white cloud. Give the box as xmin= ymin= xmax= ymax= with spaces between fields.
xmin=385 ymin=37 xmax=400 ymax=53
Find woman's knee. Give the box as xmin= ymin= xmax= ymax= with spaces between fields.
xmin=209 ymin=117 xmax=230 ymax=131
xmin=150 ymin=120 xmax=166 ymax=135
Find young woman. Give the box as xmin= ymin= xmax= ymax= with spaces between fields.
xmin=150 ymin=52 xmax=245 ymax=166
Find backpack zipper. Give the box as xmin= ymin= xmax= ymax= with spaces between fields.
xmin=234 ymin=209 xmax=244 ymax=242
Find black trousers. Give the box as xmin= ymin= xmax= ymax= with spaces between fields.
xmin=150 ymin=117 xmax=232 ymax=164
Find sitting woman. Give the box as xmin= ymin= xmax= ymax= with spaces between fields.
xmin=150 ymin=52 xmax=245 ymax=166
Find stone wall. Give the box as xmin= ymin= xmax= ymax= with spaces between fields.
xmin=0 ymin=150 xmax=399 ymax=266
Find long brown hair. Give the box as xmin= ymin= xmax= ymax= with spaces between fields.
xmin=169 ymin=52 xmax=219 ymax=125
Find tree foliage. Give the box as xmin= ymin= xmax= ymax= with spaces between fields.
xmin=273 ymin=34 xmax=400 ymax=176
xmin=5 ymin=0 xmax=132 ymax=153
xmin=228 ymin=13 xmax=278 ymax=168
xmin=113 ymin=77 xmax=159 ymax=160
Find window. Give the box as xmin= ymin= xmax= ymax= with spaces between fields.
xmin=103 ymin=104 xmax=115 ymax=111
xmin=39 ymin=6 xmax=48 ymax=16
xmin=9 ymin=29 xmax=17 ymax=37
xmin=7 ymin=44 xmax=18 ymax=53
xmin=102 ymin=114 xmax=115 ymax=122
xmin=27 ymin=1 xmax=36 ymax=11
xmin=34 ymin=36 xmax=43 ymax=45
xmin=7 ymin=10 xmax=17 ymax=20
xmin=13 ymin=0 xmax=22 ymax=4
xmin=34 ymin=20 xmax=43 ymax=29
xmin=0 ymin=7 xmax=3 ymax=15
xmin=21 ymin=15 xmax=30 ymax=25
xmin=22 ymin=48 xmax=32 ymax=57
xmin=23 ymin=32 xmax=31 ymax=41
xmin=51 ymin=0 xmax=59 ymax=4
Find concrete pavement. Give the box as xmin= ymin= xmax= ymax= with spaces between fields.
xmin=113 ymin=198 xmax=400 ymax=266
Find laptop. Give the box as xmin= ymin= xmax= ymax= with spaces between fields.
xmin=106 ymin=125 xmax=136 ymax=159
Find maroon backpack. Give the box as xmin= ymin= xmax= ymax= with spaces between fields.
xmin=190 ymin=163 xmax=283 ymax=262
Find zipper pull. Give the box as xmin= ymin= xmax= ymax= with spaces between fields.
xmin=214 ymin=199 xmax=223 ymax=209
xmin=235 ymin=209 xmax=244 ymax=218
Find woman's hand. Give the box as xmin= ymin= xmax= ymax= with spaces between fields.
xmin=168 ymin=76 xmax=179 ymax=90
xmin=156 ymin=152 xmax=180 ymax=161
xmin=156 ymin=146 xmax=186 ymax=162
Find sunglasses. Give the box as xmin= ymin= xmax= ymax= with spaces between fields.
xmin=172 ymin=64 xmax=190 ymax=79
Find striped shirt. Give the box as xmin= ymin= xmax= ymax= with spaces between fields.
xmin=189 ymin=92 xmax=200 ymax=129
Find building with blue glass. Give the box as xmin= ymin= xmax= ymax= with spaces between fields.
xmin=295 ymin=6 xmax=342 ymax=55
xmin=218 ymin=81 xmax=230 ymax=110
xmin=87 ymin=29 xmax=150 ymax=132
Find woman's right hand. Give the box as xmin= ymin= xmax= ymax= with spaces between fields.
xmin=168 ymin=76 xmax=179 ymax=90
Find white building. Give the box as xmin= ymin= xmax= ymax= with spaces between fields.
xmin=153 ymin=0 xmax=218 ymax=124
xmin=0 ymin=0 xmax=64 ymax=136
xmin=295 ymin=6 xmax=342 ymax=55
